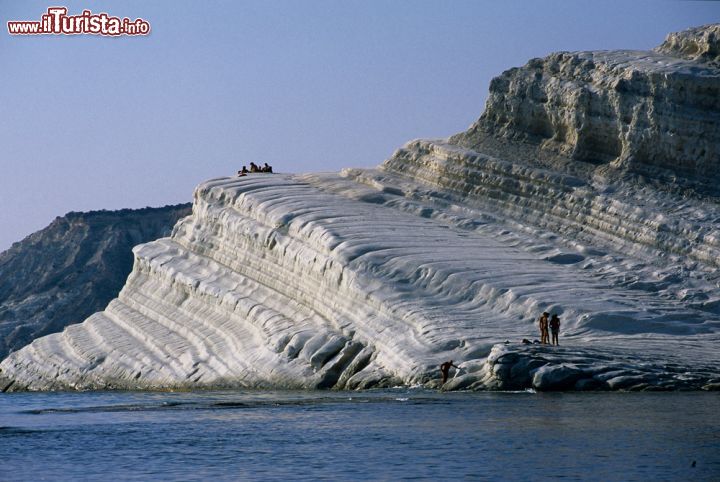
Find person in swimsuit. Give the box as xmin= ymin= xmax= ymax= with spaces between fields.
xmin=550 ymin=314 xmax=561 ymax=346
xmin=440 ymin=360 xmax=460 ymax=384
xmin=538 ymin=312 xmax=550 ymax=344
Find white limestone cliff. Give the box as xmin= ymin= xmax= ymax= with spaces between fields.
xmin=1 ymin=25 xmax=719 ymax=392
xmin=453 ymin=24 xmax=720 ymax=186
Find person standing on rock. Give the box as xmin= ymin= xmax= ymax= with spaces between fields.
xmin=440 ymin=360 xmax=460 ymax=384
xmin=538 ymin=312 xmax=550 ymax=344
xmin=550 ymin=314 xmax=561 ymax=345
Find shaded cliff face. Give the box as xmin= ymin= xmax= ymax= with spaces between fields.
xmin=453 ymin=24 xmax=720 ymax=186
xmin=0 ymin=204 xmax=191 ymax=359
xmin=2 ymin=25 xmax=719 ymax=392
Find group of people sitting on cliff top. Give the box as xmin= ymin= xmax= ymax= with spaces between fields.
xmin=537 ymin=311 xmax=561 ymax=345
xmin=237 ymin=162 xmax=273 ymax=176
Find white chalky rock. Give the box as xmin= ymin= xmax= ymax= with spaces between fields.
xmin=1 ymin=25 xmax=719 ymax=391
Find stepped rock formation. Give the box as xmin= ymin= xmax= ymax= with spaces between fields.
xmin=0 ymin=204 xmax=191 ymax=360
xmin=2 ymin=25 xmax=720 ymax=392
xmin=454 ymin=23 xmax=720 ymax=187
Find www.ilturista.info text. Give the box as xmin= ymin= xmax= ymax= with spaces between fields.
xmin=8 ymin=7 xmax=150 ymax=36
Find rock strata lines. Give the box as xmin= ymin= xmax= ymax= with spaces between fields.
xmin=2 ymin=24 xmax=719 ymax=392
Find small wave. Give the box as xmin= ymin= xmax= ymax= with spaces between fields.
xmin=0 ymin=426 xmax=37 ymax=435
xmin=209 ymin=402 xmax=252 ymax=409
xmin=20 ymin=401 xmax=187 ymax=415
xmin=14 ymin=389 xmax=463 ymax=416
xmin=19 ymin=397 xmax=370 ymax=415
xmin=489 ymin=389 xmax=538 ymax=395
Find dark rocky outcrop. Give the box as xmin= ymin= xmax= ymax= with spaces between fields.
xmin=475 ymin=344 xmax=720 ymax=392
xmin=0 ymin=204 xmax=191 ymax=359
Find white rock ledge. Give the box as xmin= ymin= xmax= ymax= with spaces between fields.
xmin=2 ymin=25 xmax=719 ymax=392
xmin=0 ymin=167 xmax=718 ymax=392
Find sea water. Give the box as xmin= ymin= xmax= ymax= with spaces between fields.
xmin=1 ymin=390 xmax=718 ymax=481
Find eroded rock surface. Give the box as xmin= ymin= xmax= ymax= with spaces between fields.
xmin=459 ymin=344 xmax=720 ymax=392
xmin=656 ymin=23 xmax=720 ymax=63
xmin=1 ymin=25 xmax=719 ymax=392
xmin=453 ymin=24 xmax=720 ymax=187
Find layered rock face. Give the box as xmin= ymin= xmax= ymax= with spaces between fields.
xmin=453 ymin=24 xmax=720 ymax=185
xmin=2 ymin=25 xmax=719 ymax=392
xmin=0 ymin=204 xmax=191 ymax=360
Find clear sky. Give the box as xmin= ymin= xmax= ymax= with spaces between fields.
xmin=1 ymin=0 xmax=718 ymax=251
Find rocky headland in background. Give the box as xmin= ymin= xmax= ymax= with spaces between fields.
xmin=0 ymin=204 xmax=191 ymax=360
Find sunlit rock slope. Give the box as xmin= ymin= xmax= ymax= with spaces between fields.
xmin=2 ymin=25 xmax=719 ymax=392
xmin=453 ymin=23 xmax=720 ymax=187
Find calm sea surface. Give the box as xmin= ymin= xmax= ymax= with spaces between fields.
xmin=0 ymin=389 xmax=718 ymax=481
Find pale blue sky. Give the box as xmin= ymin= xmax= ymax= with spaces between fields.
xmin=1 ymin=1 xmax=718 ymax=250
